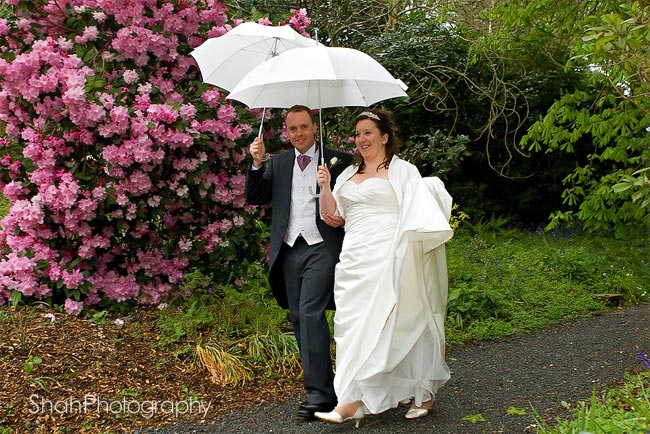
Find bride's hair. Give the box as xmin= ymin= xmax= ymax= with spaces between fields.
xmin=353 ymin=109 xmax=401 ymax=173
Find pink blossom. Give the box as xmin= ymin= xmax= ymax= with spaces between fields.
xmin=2 ymin=181 xmax=27 ymax=200
xmin=179 ymin=103 xmax=196 ymax=121
xmin=93 ymin=12 xmax=107 ymax=23
xmin=123 ymin=69 xmax=139 ymax=84
xmin=0 ymin=19 xmax=10 ymax=37
xmin=217 ymin=104 xmax=236 ymax=122
xmin=62 ymin=86 xmax=86 ymax=103
xmin=75 ymin=26 xmax=99 ymax=44
xmin=146 ymin=104 xmax=178 ymax=123
xmin=16 ymin=18 xmax=30 ymax=32
xmin=64 ymin=299 xmax=84 ymax=315
xmin=289 ymin=9 xmax=312 ymax=34
xmin=178 ymin=238 xmax=193 ymax=252
xmin=56 ymin=37 xmax=74 ymax=51
xmin=62 ymin=269 xmax=84 ymax=289
xmin=137 ymin=82 xmax=153 ymax=95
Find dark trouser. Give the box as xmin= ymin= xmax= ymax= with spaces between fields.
xmin=281 ymin=237 xmax=336 ymax=405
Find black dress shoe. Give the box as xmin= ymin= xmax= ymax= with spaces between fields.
xmin=296 ymin=401 xmax=337 ymax=419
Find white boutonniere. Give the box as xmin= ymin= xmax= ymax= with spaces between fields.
xmin=329 ymin=157 xmax=339 ymax=168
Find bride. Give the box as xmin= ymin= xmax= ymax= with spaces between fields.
xmin=314 ymin=108 xmax=454 ymax=425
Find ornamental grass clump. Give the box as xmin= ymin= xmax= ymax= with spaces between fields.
xmin=0 ymin=1 xmax=311 ymax=312
xmin=196 ymin=341 xmax=251 ymax=386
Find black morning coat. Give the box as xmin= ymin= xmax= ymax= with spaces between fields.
xmin=245 ymin=145 xmax=353 ymax=309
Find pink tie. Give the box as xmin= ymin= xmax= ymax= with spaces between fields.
xmin=297 ymin=154 xmax=311 ymax=171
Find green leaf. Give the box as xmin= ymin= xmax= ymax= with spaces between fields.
xmin=612 ymin=180 xmax=633 ymax=193
xmin=631 ymin=190 xmax=645 ymax=203
xmin=461 ymin=413 xmax=487 ymax=423
xmin=81 ymin=47 xmax=98 ymax=63
xmin=506 ymin=406 xmax=527 ymax=415
xmin=10 ymin=290 xmax=22 ymax=308
xmin=85 ymin=76 xmax=107 ymax=93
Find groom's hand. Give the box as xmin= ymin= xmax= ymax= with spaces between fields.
xmin=249 ymin=137 xmax=266 ymax=168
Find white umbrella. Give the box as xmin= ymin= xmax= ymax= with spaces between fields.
xmin=190 ymin=22 xmax=315 ymax=137
xmin=227 ymin=44 xmax=407 ymax=111
xmin=227 ymin=44 xmax=408 ymax=166
xmin=190 ymin=22 xmax=315 ymax=92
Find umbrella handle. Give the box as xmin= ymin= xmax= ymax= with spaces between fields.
xmin=309 ymin=186 xmax=323 ymax=198
xmin=309 ymin=136 xmax=325 ymax=197
xmin=257 ymin=107 xmax=267 ymax=138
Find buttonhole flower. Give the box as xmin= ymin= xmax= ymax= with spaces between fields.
xmin=329 ymin=157 xmax=338 ymax=168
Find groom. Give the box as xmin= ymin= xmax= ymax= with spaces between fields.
xmin=245 ymin=105 xmax=352 ymax=418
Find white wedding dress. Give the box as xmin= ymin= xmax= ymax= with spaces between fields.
xmin=331 ymin=164 xmax=453 ymax=414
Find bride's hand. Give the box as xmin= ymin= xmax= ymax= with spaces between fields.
xmin=316 ymin=165 xmax=331 ymax=191
xmin=322 ymin=212 xmax=344 ymax=228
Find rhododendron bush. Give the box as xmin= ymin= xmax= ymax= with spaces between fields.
xmin=0 ymin=1 xmax=311 ymax=312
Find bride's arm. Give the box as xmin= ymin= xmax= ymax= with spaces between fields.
xmin=317 ymin=164 xmax=337 ymax=216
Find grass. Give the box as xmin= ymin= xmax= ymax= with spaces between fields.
xmin=445 ymin=226 xmax=649 ymax=344
xmin=532 ymin=371 xmax=650 ymax=433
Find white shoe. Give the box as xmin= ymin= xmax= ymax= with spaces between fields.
xmin=405 ymin=407 xmax=429 ymax=419
xmin=315 ymin=405 xmax=366 ymax=428
xmin=405 ymin=399 xmax=433 ymax=419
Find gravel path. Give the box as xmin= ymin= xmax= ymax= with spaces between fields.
xmin=148 ymin=302 xmax=650 ymax=434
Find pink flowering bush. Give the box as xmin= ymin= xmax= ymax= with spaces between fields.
xmin=0 ymin=1 xmax=311 ymax=312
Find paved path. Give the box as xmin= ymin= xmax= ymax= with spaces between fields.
xmin=150 ymin=303 xmax=650 ymax=434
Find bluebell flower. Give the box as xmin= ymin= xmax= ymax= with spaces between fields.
xmin=638 ymin=349 xmax=650 ymax=369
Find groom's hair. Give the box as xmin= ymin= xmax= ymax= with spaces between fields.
xmin=285 ymin=105 xmax=316 ymax=124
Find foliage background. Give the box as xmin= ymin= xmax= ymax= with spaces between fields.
xmin=270 ymin=0 xmax=650 ymax=230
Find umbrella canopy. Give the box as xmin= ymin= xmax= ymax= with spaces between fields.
xmin=190 ymin=22 xmax=315 ymax=92
xmin=226 ymin=44 xmax=408 ymax=109
xmin=227 ymin=44 xmax=407 ymax=193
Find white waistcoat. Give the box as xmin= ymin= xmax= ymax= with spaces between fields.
xmin=284 ymin=155 xmax=323 ymax=246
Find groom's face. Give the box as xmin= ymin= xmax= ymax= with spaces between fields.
xmin=285 ymin=110 xmax=317 ymax=154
